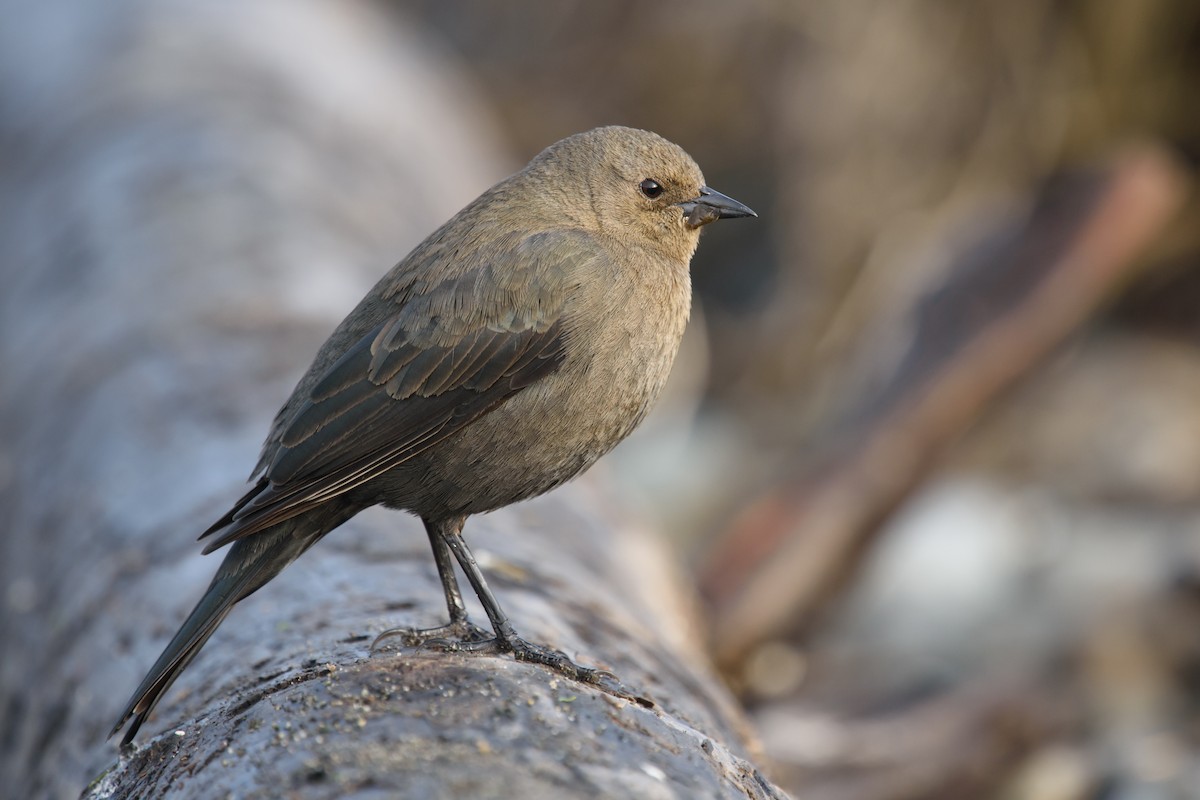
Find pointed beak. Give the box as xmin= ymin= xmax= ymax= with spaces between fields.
xmin=677 ymin=186 xmax=757 ymax=229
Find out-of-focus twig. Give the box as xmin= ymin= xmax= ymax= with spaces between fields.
xmin=758 ymin=676 xmax=1080 ymax=800
xmin=701 ymin=145 xmax=1190 ymax=671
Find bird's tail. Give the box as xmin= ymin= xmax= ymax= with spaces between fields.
xmin=109 ymin=512 xmax=342 ymax=745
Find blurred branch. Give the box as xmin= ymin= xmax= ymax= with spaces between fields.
xmin=701 ymin=145 xmax=1190 ymax=671
xmin=760 ymin=677 xmax=1080 ymax=800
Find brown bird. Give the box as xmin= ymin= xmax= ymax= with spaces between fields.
xmin=109 ymin=125 xmax=755 ymax=745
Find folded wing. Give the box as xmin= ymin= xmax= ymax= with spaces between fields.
xmin=198 ymin=230 xmax=591 ymax=552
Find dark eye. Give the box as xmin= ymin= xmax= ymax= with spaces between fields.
xmin=638 ymin=178 xmax=664 ymax=199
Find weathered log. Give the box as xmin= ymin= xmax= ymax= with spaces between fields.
xmin=0 ymin=1 xmax=785 ymax=798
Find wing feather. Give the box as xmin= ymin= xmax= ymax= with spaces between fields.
xmin=199 ymin=229 xmax=596 ymax=552
xmin=199 ymin=319 xmax=565 ymax=553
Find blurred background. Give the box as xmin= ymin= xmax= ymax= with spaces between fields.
xmin=6 ymin=1 xmax=1200 ymax=797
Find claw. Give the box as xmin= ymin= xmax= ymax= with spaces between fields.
xmin=370 ymin=619 xmax=492 ymax=653
xmin=499 ymin=635 xmax=652 ymax=705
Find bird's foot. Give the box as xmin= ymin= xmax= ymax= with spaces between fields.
xmin=503 ymin=636 xmax=651 ymax=705
xmin=370 ymin=618 xmax=492 ymax=653
xmin=500 ymin=636 xmax=613 ymax=684
xmin=426 ymin=630 xmax=648 ymax=704
xmin=374 ymin=619 xmax=653 ymax=706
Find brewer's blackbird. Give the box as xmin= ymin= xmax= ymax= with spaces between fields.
xmin=110 ymin=125 xmax=755 ymax=745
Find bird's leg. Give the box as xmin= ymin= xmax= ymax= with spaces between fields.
xmin=371 ymin=516 xmax=489 ymax=652
xmin=439 ymin=522 xmax=620 ymax=689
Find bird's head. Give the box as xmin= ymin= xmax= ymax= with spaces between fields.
xmin=527 ymin=126 xmax=756 ymax=262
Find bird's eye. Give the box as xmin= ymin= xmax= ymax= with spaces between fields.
xmin=638 ymin=179 xmax=664 ymax=199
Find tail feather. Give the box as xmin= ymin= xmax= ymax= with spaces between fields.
xmin=110 ymin=514 xmax=339 ymax=745
xmin=110 ymin=588 xmax=239 ymax=745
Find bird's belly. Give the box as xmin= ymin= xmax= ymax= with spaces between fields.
xmin=381 ymin=339 xmax=676 ymax=519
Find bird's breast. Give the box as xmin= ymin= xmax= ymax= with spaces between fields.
xmin=403 ymin=254 xmax=692 ymax=517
